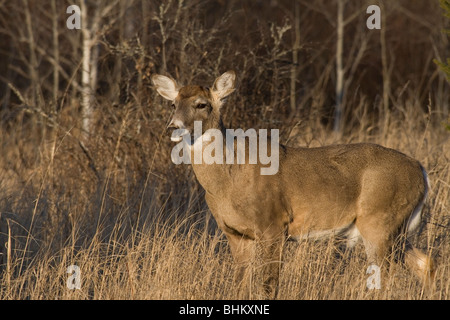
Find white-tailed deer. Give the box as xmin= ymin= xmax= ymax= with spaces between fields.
xmin=152 ymin=70 xmax=435 ymax=297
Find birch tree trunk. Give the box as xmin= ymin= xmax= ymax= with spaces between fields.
xmin=51 ymin=0 xmax=59 ymax=111
xmin=80 ymin=0 xmax=93 ymax=138
xmin=334 ymin=0 xmax=345 ymax=134
xmin=379 ymin=2 xmax=391 ymax=135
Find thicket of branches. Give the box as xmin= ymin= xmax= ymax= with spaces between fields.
xmin=1 ymin=1 xmax=448 ymax=124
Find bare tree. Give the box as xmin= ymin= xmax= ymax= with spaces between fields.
xmin=51 ymin=0 xmax=59 ymax=110
xmin=334 ymin=0 xmax=345 ymax=133
xmin=79 ymin=0 xmax=120 ymax=138
xmin=290 ymin=1 xmax=301 ymax=114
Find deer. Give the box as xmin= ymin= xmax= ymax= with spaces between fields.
xmin=151 ymin=70 xmax=435 ymax=298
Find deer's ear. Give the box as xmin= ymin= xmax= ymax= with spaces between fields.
xmin=211 ymin=70 xmax=236 ymax=101
xmin=151 ymin=74 xmax=179 ymax=101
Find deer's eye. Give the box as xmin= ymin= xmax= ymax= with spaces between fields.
xmin=196 ymin=103 xmax=207 ymax=109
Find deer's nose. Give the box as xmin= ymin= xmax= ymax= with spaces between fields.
xmin=168 ymin=119 xmax=184 ymax=129
xmin=168 ymin=120 xmax=177 ymax=129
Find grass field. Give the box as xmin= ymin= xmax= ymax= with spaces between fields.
xmin=0 ymin=0 xmax=449 ymax=300
xmin=0 ymin=97 xmax=448 ymax=300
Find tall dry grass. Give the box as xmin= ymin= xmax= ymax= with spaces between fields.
xmin=0 ymin=94 xmax=448 ymax=300
xmin=0 ymin=0 xmax=449 ymax=300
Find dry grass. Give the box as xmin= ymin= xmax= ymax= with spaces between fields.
xmin=0 ymin=0 xmax=449 ymax=300
xmin=0 ymin=97 xmax=448 ymax=300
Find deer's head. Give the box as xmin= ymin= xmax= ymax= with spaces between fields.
xmin=152 ymin=71 xmax=236 ymax=141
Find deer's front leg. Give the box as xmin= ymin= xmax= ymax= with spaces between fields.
xmin=257 ymin=235 xmax=285 ymax=299
xmin=224 ymin=231 xmax=256 ymax=297
xmin=225 ymin=227 xmax=285 ymax=299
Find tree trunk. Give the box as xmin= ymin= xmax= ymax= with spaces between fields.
xmin=51 ymin=0 xmax=59 ymax=111
xmin=290 ymin=1 xmax=301 ymax=115
xmin=80 ymin=0 xmax=93 ymax=138
xmin=334 ymin=0 xmax=345 ymax=134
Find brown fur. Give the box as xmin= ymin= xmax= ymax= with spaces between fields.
xmin=152 ymin=71 xmax=435 ymax=297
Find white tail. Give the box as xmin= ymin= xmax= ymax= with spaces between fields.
xmin=406 ymin=166 xmax=430 ymax=234
xmin=405 ymin=167 xmax=435 ymax=286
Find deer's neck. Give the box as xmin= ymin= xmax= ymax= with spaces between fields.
xmin=190 ymin=118 xmax=231 ymax=197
